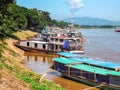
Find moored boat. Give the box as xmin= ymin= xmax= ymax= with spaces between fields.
xmin=52 ymin=52 xmax=120 ymax=90
xmin=115 ymin=27 xmax=120 ymax=32
xmin=14 ymin=30 xmax=84 ymax=54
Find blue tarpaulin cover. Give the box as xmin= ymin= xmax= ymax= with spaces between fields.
xmin=58 ymin=52 xmax=120 ymax=69
xmin=71 ymin=57 xmax=120 ymax=69
xmin=63 ymin=41 xmax=69 ymax=49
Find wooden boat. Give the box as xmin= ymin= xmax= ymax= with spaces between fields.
xmin=115 ymin=27 xmax=120 ymax=32
xmin=14 ymin=30 xmax=84 ymax=54
xmin=53 ymin=52 xmax=120 ymax=90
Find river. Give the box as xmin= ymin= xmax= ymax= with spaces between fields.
xmin=24 ymin=29 xmax=120 ymax=90
xmin=79 ymin=29 xmax=120 ymax=63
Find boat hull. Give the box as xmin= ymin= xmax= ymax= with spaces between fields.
xmin=115 ymin=30 xmax=120 ymax=32
xmin=60 ymin=72 xmax=120 ymax=90
xmin=14 ymin=42 xmax=84 ymax=54
xmin=53 ymin=57 xmax=120 ymax=90
xmin=115 ymin=27 xmax=120 ymax=32
xmin=14 ymin=43 xmax=58 ymax=54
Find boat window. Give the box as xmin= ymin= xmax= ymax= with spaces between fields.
xmin=60 ymin=39 xmax=63 ymax=43
xmin=27 ymin=42 xmax=29 ymax=46
xmin=51 ymin=34 xmax=54 ymax=37
xmin=55 ymin=45 xmax=58 ymax=50
xmin=35 ymin=43 xmax=37 ymax=48
xmin=43 ymin=44 xmax=46 ymax=49
xmin=55 ymin=39 xmax=58 ymax=42
xmin=60 ymin=45 xmax=62 ymax=49
xmin=51 ymin=38 xmax=54 ymax=41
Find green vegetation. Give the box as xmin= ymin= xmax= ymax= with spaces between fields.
xmin=0 ymin=0 xmax=68 ymax=57
xmin=0 ymin=60 xmax=64 ymax=90
xmin=0 ymin=43 xmax=6 ymax=57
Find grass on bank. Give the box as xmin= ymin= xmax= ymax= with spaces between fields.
xmin=0 ymin=58 xmax=63 ymax=90
xmin=13 ymin=30 xmax=38 ymax=40
xmin=0 ymin=30 xmax=64 ymax=90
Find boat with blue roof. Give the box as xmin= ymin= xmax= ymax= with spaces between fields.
xmin=52 ymin=52 xmax=120 ymax=90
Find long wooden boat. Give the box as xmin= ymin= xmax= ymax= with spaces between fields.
xmin=15 ymin=30 xmax=84 ymax=54
xmin=52 ymin=52 xmax=120 ymax=90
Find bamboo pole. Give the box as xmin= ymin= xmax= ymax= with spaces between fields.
xmin=68 ymin=66 xmax=70 ymax=77
xmin=94 ymin=70 xmax=96 ymax=82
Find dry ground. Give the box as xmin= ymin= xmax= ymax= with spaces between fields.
xmin=0 ymin=70 xmax=30 ymax=90
xmin=0 ymin=30 xmax=38 ymax=90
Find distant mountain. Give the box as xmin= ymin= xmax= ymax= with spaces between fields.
xmin=64 ymin=17 xmax=120 ymax=26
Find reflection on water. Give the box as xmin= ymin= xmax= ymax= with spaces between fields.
xmin=24 ymin=52 xmax=56 ymax=73
xmin=24 ymin=52 xmax=99 ymax=90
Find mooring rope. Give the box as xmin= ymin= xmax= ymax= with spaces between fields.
xmin=83 ymin=82 xmax=105 ymax=90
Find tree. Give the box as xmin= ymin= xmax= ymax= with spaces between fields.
xmin=0 ymin=1 xmax=15 ymax=40
xmin=7 ymin=4 xmax=27 ymax=31
xmin=58 ymin=21 xmax=68 ymax=29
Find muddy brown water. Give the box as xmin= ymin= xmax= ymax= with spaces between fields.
xmin=24 ymin=52 xmax=99 ymax=90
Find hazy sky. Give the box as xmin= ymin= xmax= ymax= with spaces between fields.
xmin=17 ymin=0 xmax=120 ymax=21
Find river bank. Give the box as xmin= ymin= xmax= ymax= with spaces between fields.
xmin=0 ymin=30 xmax=64 ymax=90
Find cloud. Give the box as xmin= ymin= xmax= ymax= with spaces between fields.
xmin=66 ymin=0 xmax=84 ymax=13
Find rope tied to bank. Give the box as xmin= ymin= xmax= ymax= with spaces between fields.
xmin=83 ymin=82 xmax=105 ymax=90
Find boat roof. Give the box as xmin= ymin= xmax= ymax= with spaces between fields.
xmin=53 ymin=58 xmax=75 ymax=64
xmin=28 ymin=40 xmax=49 ymax=44
xmin=51 ymin=37 xmax=80 ymax=39
xmin=58 ymin=52 xmax=82 ymax=57
xmin=57 ymin=52 xmax=120 ymax=69
xmin=53 ymin=58 xmax=120 ymax=76
xmin=71 ymin=57 xmax=120 ymax=69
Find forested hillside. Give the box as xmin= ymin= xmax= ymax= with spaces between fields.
xmin=0 ymin=0 xmax=68 ymax=57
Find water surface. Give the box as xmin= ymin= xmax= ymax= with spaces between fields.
xmin=79 ymin=29 xmax=120 ymax=63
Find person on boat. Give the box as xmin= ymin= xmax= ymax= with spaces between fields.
xmin=63 ymin=40 xmax=70 ymax=51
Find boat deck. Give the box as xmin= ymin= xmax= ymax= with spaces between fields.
xmin=58 ymin=52 xmax=120 ymax=70
xmin=53 ymin=57 xmax=120 ymax=76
